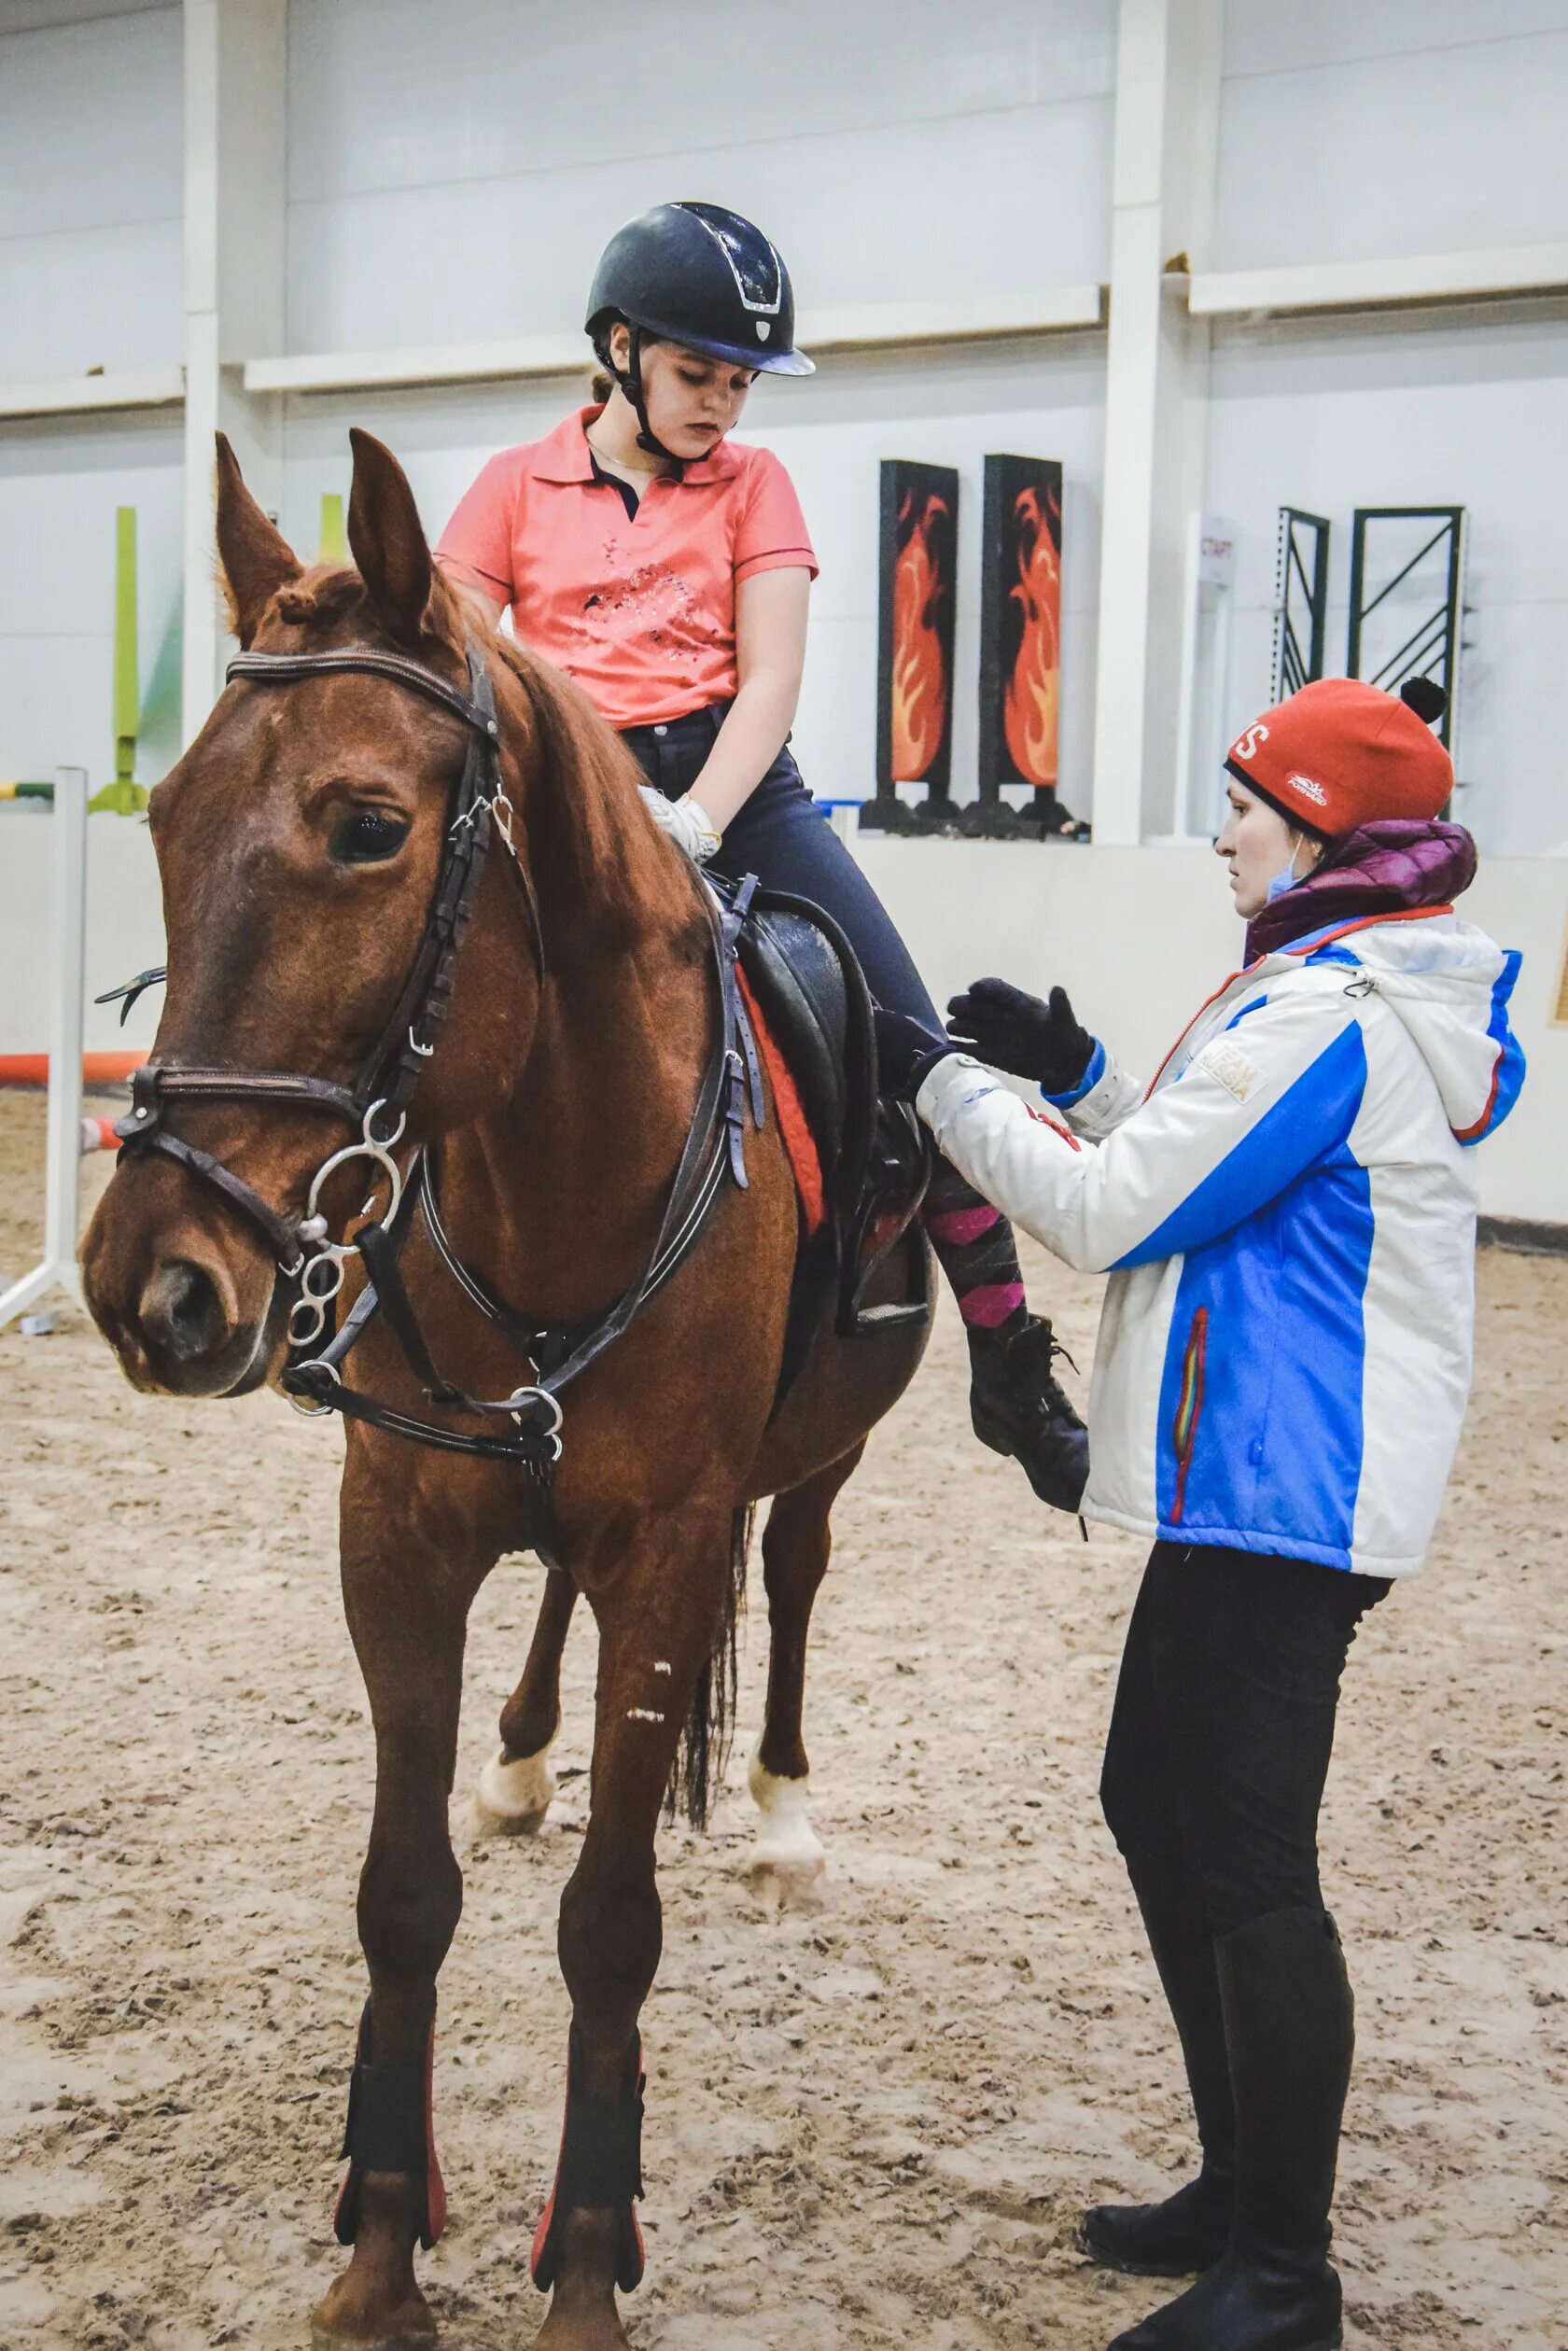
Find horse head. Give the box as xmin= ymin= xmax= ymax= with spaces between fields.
xmin=82 ymin=427 xmax=675 ymax=1401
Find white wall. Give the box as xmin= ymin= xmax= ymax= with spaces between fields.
xmin=860 ymin=839 xmax=1568 ymax=1230
xmin=7 ymin=816 xmax=1560 ymax=1229
xmin=1202 ymin=0 xmax=1568 ymax=863
xmin=277 ymin=330 xmax=1109 ymax=810
xmin=282 ymin=0 xmax=1116 ymax=352
xmin=0 ymin=4 xmax=184 ymax=798
xmin=0 ymin=4 xmax=183 ymax=381
xmin=4 ymin=0 xmax=1568 ymax=979
xmin=0 ymin=415 xmax=186 ymax=788
xmin=1205 ymin=305 xmax=1568 ymax=859
xmin=1216 ymin=4 xmax=1568 ymax=270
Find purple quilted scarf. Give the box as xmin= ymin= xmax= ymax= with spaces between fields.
xmin=1245 ymin=819 xmax=1477 ymax=963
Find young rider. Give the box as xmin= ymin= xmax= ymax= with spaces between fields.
xmin=435 ymin=201 xmax=1086 ymax=1510
xmin=875 ymin=677 xmax=1525 ymax=2351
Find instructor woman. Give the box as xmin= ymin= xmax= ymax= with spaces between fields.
xmin=436 ymin=201 xmax=1086 ymax=1508
xmin=877 ymin=677 xmax=1525 ymax=2351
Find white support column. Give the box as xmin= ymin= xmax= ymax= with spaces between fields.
xmin=182 ymin=0 xmax=287 ymax=746
xmin=1090 ymin=0 xmax=1223 ymax=844
xmin=0 ymin=771 xmax=89 ymax=1330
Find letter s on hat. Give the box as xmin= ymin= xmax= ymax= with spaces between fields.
xmin=1233 ymin=720 xmax=1270 ymax=762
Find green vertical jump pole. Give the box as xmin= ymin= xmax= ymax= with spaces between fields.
xmin=91 ymin=506 xmax=147 ymax=814
xmin=319 ymin=492 xmax=348 ymax=564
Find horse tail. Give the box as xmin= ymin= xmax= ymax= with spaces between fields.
xmin=667 ymin=1504 xmax=753 ymax=1832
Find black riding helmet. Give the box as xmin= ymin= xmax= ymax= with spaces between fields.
xmin=586 ymin=201 xmax=814 ymax=461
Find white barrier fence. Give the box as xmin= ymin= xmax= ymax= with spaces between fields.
xmin=1 ymin=769 xmax=89 ymax=1329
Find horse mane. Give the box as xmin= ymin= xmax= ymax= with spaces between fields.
xmin=253 ymin=563 xmax=698 ymax=958
xmin=486 ymin=625 xmax=700 ymax=955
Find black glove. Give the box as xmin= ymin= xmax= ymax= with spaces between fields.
xmin=945 ymin=977 xmax=1095 ymax=1095
xmin=874 ymin=1005 xmax=957 ymax=1102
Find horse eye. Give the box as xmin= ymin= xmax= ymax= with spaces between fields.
xmin=332 ymin=808 xmax=409 ymax=865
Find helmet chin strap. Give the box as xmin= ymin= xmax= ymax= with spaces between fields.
xmin=609 ymin=325 xmax=685 ymax=470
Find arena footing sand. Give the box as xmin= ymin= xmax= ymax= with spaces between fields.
xmin=2 ymin=1093 xmax=1564 ymax=2348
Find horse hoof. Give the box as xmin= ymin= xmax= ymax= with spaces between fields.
xmin=744 ymin=1759 xmax=827 ymax=1910
xmin=474 ymin=1742 xmax=556 ymax=1836
xmin=310 ymin=2288 xmax=436 ymax=2351
xmin=532 ymin=2303 xmax=630 ymax=2350
xmin=311 ymin=2330 xmax=434 ymax=2351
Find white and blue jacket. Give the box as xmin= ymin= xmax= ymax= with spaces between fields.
xmin=918 ymin=912 xmax=1525 ymax=1577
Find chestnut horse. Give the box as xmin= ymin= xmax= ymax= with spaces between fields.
xmin=82 ymin=430 xmax=929 ymax=2351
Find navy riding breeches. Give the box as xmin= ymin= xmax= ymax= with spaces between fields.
xmin=618 ymin=704 xmax=940 ymax=1027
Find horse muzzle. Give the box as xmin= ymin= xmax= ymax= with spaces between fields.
xmin=81 ymin=1154 xmax=287 ymax=1399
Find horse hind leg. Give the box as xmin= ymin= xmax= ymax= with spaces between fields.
xmin=475 ymin=1567 xmax=577 ymax=1836
xmin=745 ymin=1445 xmax=864 ymax=1910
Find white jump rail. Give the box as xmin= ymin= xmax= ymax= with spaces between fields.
xmin=0 ymin=769 xmax=89 ymax=1330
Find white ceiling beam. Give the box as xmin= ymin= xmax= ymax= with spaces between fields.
xmin=1185 ymin=244 xmax=1568 ymax=319
xmin=0 ymin=370 xmax=185 ymax=421
xmin=240 ymin=289 xmax=1109 ymax=399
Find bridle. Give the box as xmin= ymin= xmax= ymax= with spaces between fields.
xmin=108 ymin=636 xmax=762 ymax=1525
xmin=115 ymin=642 xmax=530 ymax=1265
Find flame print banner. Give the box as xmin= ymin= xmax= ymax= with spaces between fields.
xmin=979 ymin=455 xmax=1063 ymax=796
xmin=875 ymin=460 xmax=959 ymax=793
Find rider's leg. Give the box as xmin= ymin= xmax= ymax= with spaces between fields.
xmin=621 ymin=712 xmax=1086 ymax=1512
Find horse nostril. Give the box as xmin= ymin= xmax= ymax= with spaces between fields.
xmin=139 ymin=1260 xmax=229 ymax=1365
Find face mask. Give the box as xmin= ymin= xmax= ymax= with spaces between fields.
xmin=1265 ymin=830 xmax=1308 ymax=903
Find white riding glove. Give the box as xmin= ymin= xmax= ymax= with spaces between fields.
xmin=639 ymin=785 xmax=721 ymax=865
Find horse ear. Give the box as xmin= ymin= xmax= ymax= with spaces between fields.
xmin=215 ymin=434 xmax=301 ymax=647
xmin=347 ymin=427 xmax=434 ymax=648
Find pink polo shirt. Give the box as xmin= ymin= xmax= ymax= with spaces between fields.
xmin=435 ymin=406 xmax=818 ymax=728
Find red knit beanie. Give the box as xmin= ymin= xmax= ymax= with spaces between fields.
xmin=1225 ymin=677 xmax=1451 ymax=839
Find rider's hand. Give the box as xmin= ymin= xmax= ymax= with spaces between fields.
xmin=875 ymin=1005 xmax=957 ymax=1102
xmin=639 ymin=785 xmax=721 ymax=864
xmin=945 ymin=977 xmax=1096 ymax=1096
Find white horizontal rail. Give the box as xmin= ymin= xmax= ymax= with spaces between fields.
xmin=1185 ymin=244 xmax=1568 ymax=319
xmin=802 ymin=287 xmax=1106 ymax=348
xmin=245 ymin=333 xmax=584 ymax=395
xmin=0 ymin=369 xmax=186 ymax=422
xmin=242 ymin=287 xmax=1108 ymax=399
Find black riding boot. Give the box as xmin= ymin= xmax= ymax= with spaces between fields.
xmin=1108 ymin=1908 xmax=1352 ymax=2351
xmin=1083 ymin=1882 xmax=1235 ymax=2277
xmin=967 ymin=1314 xmax=1089 ymax=1514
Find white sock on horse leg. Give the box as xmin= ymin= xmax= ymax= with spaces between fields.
xmin=745 ymin=1751 xmax=826 ymax=1903
xmin=474 ymin=1740 xmax=558 ymax=1835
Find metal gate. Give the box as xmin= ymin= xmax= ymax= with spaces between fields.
xmin=1346 ymin=506 xmax=1466 ymax=749
xmin=1272 ymin=508 xmax=1331 ymax=701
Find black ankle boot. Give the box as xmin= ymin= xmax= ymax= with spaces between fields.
xmin=1108 ymin=1908 xmax=1353 ymax=2351
xmin=1083 ymin=2167 xmax=1231 ymax=2279
xmin=1083 ymin=1882 xmax=1234 ymax=2278
xmin=967 ymin=1315 xmax=1088 ymax=1513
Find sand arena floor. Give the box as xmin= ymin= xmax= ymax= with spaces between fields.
xmin=1 ymin=1090 xmax=1565 ymax=2351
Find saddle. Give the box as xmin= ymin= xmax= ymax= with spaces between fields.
xmin=716 ymin=876 xmax=932 ymax=1393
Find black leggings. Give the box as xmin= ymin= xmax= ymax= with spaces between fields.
xmin=1100 ymin=1543 xmax=1391 ymax=1941
xmin=619 ymin=704 xmax=940 ymax=1025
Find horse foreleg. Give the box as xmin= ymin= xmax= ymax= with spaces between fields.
xmin=312 ymin=1526 xmax=483 ymax=2351
xmin=476 ymin=1567 xmax=577 ymax=1835
xmin=746 ymin=1446 xmax=864 ymax=1908
xmin=532 ymin=1515 xmax=735 ymax=2350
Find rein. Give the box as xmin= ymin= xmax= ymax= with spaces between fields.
xmin=110 ymin=637 xmax=763 ymax=1512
